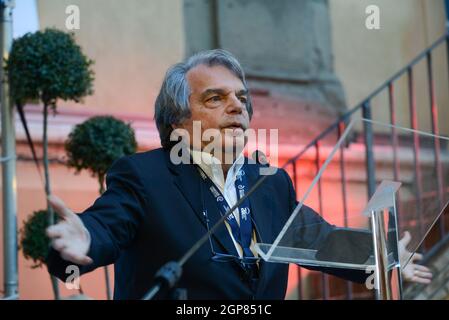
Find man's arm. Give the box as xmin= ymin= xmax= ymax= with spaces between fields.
xmin=281 ymin=169 xmax=432 ymax=285
xmin=45 ymin=156 xmax=148 ymax=282
xmin=281 ymin=168 xmax=369 ymax=283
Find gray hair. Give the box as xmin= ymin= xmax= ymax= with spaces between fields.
xmin=154 ymin=49 xmax=253 ymax=149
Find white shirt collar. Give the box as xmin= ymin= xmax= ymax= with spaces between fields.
xmin=190 ymin=149 xmax=245 ymax=192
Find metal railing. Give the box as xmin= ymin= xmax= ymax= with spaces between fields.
xmin=284 ymin=33 xmax=449 ymax=300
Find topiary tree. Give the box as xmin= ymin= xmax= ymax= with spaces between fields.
xmin=20 ymin=210 xmax=88 ymax=299
xmin=65 ymin=115 xmax=137 ymax=299
xmin=65 ymin=116 xmax=138 ymax=194
xmin=20 ymin=210 xmax=52 ymax=269
xmin=6 ymin=28 xmax=94 ymax=299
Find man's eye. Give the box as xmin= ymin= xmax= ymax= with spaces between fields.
xmin=207 ymin=96 xmax=221 ymax=102
xmin=239 ymin=96 xmax=247 ymax=103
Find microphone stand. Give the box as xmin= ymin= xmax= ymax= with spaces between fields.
xmin=141 ymin=153 xmax=277 ymax=300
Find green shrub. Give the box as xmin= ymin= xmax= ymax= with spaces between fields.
xmin=65 ymin=116 xmax=138 ymax=193
xmin=6 ymin=28 xmax=94 ymax=107
xmin=20 ymin=210 xmax=53 ymax=269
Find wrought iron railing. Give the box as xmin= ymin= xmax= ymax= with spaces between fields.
xmin=283 ymin=33 xmax=449 ymax=300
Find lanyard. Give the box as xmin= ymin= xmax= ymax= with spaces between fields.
xmin=196 ymin=165 xmax=254 ymax=258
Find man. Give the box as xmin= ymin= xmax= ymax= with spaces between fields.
xmin=46 ymin=49 xmax=432 ymax=300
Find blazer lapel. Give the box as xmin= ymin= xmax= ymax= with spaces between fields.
xmin=166 ymin=152 xmax=238 ymax=256
xmin=245 ymin=163 xmax=274 ymax=246
xmin=244 ymin=163 xmax=276 ymax=296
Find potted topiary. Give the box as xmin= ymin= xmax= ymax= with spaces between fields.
xmin=20 ymin=209 xmax=90 ymax=299
xmin=65 ymin=115 xmax=138 ymax=299
xmin=6 ymin=28 xmax=94 ymax=299
xmin=20 ymin=210 xmax=52 ymax=270
xmin=65 ymin=116 xmax=138 ymax=194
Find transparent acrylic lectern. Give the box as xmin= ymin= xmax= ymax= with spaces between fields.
xmin=255 ymin=118 xmax=449 ymax=300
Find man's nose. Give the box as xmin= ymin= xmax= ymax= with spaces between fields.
xmin=225 ymin=94 xmax=245 ymax=114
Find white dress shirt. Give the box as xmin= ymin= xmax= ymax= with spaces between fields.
xmin=190 ymin=149 xmax=257 ymax=258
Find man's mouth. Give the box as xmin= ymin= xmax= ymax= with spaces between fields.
xmin=222 ymin=123 xmax=245 ymax=131
xmin=221 ymin=124 xmax=246 ymax=139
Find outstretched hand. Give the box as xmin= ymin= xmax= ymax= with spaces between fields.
xmin=46 ymin=195 xmax=93 ymax=266
xmin=399 ymin=231 xmax=432 ymax=284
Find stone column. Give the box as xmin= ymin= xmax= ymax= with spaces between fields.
xmin=184 ymin=0 xmax=346 ymax=145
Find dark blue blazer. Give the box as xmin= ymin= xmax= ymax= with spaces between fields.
xmin=46 ymin=148 xmax=366 ymax=300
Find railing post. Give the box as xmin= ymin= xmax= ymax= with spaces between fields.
xmin=363 ymin=101 xmax=376 ymax=199
xmin=408 ymin=67 xmax=425 ymax=248
xmin=337 ymin=122 xmax=353 ymax=300
xmin=314 ymin=142 xmax=330 ymax=299
xmin=388 ymin=83 xmax=400 ymax=183
xmin=291 ymin=161 xmax=303 ymax=301
xmin=388 ymin=82 xmax=402 ymax=230
xmin=292 ymin=161 xmax=298 ymax=191
xmin=427 ymin=51 xmax=445 ymax=237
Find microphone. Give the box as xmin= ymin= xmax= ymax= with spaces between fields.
xmin=251 ymin=150 xmax=269 ymax=166
xmin=142 ymin=261 xmax=183 ymax=300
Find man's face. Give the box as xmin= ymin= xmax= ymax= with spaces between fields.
xmin=176 ymin=64 xmax=250 ymax=158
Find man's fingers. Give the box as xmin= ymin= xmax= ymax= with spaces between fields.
xmin=414 ymin=269 xmax=433 ymax=279
xmin=415 ymin=265 xmax=431 ymax=273
xmin=80 ymin=256 xmax=93 ymax=265
xmin=61 ymin=250 xmax=93 ymax=266
xmin=47 ymin=195 xmax=75 ymax=220
xmin=411 ymin=276 xmax=432 ymax=284
xmin=399 ymin=231 xmax=411 ymax=247
xmin=46 ymin=225 xmax=63 ymax=239
xmin=51 ymin=238 xmax=67 ymax=251
xmin=420 ymin=272 xmax=433 ymax=280
xmin=411 ymin=252 xmax=423 ymax=261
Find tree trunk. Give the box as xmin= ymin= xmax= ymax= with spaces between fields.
xmin=99 ymin=174 xmax=105 ymax=195
xmin=43 ymin=103 xmax=60 ymax=300
xmin=98 ymin=173 xmax=112 ymax=299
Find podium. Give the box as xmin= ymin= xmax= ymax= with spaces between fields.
xmin=255 ymin=118 xmax=449 ymax=300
